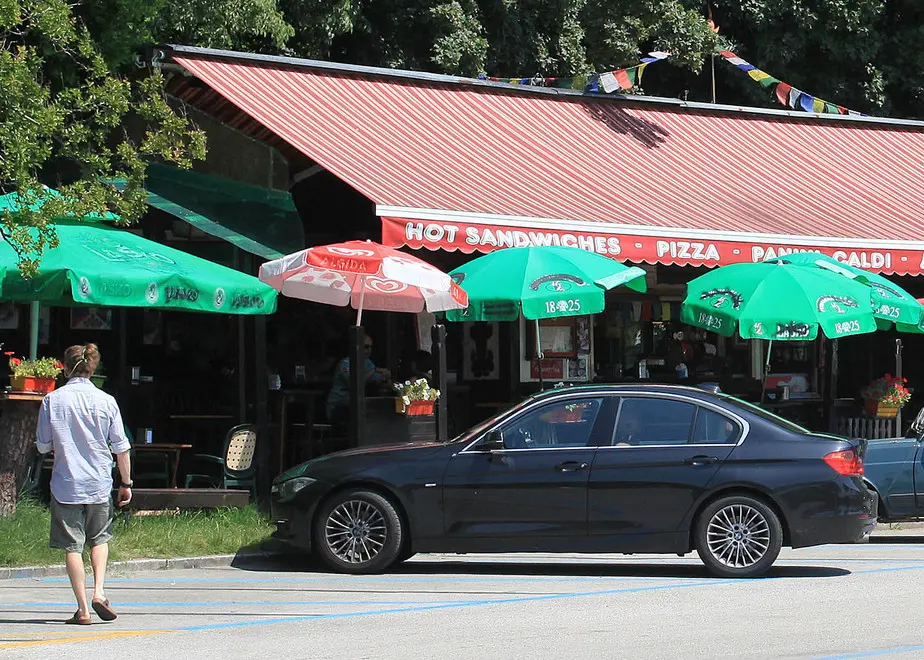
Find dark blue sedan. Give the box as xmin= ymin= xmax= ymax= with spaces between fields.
xmin=272 ymin=384 xmax=877 ymax=578
xmin=863 ymin=408 xmax=924 ymax=521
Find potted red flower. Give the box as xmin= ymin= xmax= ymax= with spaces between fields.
xmin=862 ymin=374 xmax=911 ymax=418
xmin=6 ymin=352 xmax=64 ymax=394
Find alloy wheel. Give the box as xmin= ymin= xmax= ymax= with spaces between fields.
xmin=324 ymin=499 xmax=388 ymax=564
xmin=705 ymin=503 xmax=771 ymax=569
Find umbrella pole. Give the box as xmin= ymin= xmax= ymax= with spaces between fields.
xmin=760 ymin=340 xmax=773 ymax=404
xmin=28 ymin=302 xmax=39 ymax=359
xmin=535 ymin=319 xmax=545 ymax=391
xmin=355 ymin=276 xmax=366 ymax=327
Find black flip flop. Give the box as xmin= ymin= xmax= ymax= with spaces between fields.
xmin=65 ymin=610 xmax=92 ymax=625
xmin=92 ymin=599 xmax=117 ymax=622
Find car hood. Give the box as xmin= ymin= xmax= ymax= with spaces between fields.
xmin=274 ymin=440 xmax=450 ymax=483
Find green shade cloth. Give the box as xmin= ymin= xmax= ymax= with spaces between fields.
xmin=764 ymin=252 xmax=924 ymax=332
xmin=0 ymin=188 xmax=118 ymax=222
xmin=681 ymin=261 xmax=878 ymax=340
xmin=137 ymin=164 xmax=304 ymax=259
xmin=0 ymin=219 xmax=277 ymax=314
xmin=446 ymin=246 xmax=647 ymax=321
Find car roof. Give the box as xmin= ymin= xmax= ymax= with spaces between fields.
xmin=527 ymin=383 xmax=721 ymax=403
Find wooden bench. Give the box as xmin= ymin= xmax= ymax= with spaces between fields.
xmin=125 ymin=488 xmax=250 ymax=511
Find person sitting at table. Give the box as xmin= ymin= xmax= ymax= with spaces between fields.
xmin=326 ymin=334 xmax=391 ymax=433
xmin=398 ymin=349 xmax=432 ymax=384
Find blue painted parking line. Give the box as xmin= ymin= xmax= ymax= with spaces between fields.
xmin=1 ymin=600 xmax=465 ymax=608
xmin=814 ymin=643 xmax=924 ymax=659
xmin=39 ymin=574 xmax=692 ymax=585
xmin=180 ymin=579 xmax=741 ymax=632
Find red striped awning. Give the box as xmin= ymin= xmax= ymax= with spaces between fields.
xmin=169 ymin=50 xmax=924 ymax=275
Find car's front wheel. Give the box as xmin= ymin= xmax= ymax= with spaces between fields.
xmin=694 ymin=495 xmax=782 ymax=578
xmin=313 ymin=489 xmax=403 ymax=574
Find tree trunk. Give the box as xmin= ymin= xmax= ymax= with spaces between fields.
xmin=0 ymin=395 xmax=43 ymax=517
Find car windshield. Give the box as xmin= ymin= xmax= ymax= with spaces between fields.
xmin=718 ymin=394 xmax=810 ymax=435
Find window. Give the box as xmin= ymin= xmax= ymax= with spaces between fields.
xmin=718 ymin=395 xmax=809 ymax=435
xmin=692 ymin=407 xmax=740 ymax=444
xmin=613 ymin=397 xmax=695 ymax=446
xmin=497 ymin=398 xmax=603 ymax=449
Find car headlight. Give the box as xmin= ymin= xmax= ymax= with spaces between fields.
xmin=271 ymin=477 xmax=316 ymax=502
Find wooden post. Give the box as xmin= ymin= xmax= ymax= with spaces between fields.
xmin=896 ymin=338 xmax=903 ymax=432
xmin=253 ymin=314 xmax=271 ymax=507
xmin=349 ymin=326 xmax=366 ymax=447
xmin=431 ymin=324 xmax=448 ymax=442
xmin=0 ymin=393 xmax=44 ymax=517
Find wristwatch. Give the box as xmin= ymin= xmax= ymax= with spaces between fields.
xmin=120 ymin=480 xmax=133 ymax=488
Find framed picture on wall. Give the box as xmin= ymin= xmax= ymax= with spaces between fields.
xmin=526 ymin=317 xmax=576 ymax=358
xmin=143 ymin=310 xmax=163 ymax=345
xmin=0 ymin=303 xmax=19 ymax=330
xmin=567 ymin=356 xmax=589 ymax=381
xmin=462 ymin=321 xmax=499 ymax=380
xmin=38 ymin=307 xmax=51 ymax=345
xmin=70 ymin=307 xmax=112 ymax=331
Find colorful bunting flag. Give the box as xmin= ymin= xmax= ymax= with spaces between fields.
xmin=479 ymin=52 xmax=669 ymax=94
xmin=716 ymin=50 xmax=865 ymax=117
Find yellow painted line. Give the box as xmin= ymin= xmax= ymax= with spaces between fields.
xmin=0 ymin=629 xmax=173 ymax=648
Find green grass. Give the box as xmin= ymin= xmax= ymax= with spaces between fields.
xmin=0 ymin=499 xmax=275 ymax=568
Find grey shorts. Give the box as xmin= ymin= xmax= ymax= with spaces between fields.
xmin=50 ymin=498 xmax=114 ymax=553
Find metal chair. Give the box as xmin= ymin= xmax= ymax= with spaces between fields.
xmin=20 ymin=450 xmax=47 ymax=498
xmin=184 ymin=424 xmax=257 ymax=491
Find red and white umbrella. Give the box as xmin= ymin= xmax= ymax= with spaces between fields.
xmin=258 ymin=241 xmax=468 ymax=324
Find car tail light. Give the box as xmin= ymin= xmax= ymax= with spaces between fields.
xmin=824 ymin=449 xmax=864 ymax=476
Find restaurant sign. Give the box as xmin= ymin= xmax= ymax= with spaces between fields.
xmin=382 ymin=217 xmax=924 ymax=276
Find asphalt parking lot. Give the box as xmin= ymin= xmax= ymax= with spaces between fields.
xmin=3 ymin=544 xmax=924 ymax=659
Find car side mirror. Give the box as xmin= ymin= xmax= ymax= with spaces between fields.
xmin=479 ymin=430 xmax=506 ymax=452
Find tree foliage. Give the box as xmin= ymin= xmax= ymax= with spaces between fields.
xmin=3 ymin=0 xmax=924 ymax=277
xmin=274 ymin=0 xmax=924 ymax=119
xmin=279 ymin=0 xmax=717 ymax=76
xmin=0 ymin=0 xmax=209 ymax=273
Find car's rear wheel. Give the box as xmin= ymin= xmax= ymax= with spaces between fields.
xmin=694 ymin=495 xmax=782 ymax=578
xmin=313 ymin=489 xmax=403 ymax=574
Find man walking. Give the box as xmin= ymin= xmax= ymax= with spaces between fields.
xmin=36 ymin=343 xmax=132 ymax=625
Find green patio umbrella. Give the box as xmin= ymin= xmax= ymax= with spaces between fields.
xmin=446 ymin=246 xmax=647 ymax=387
xmin=764 ymin=252 xmax=924 ymax=332
xmin=682 ymin=259 xmax=882 ymax=402
xmin=681 ymin=261 xmax=878 ymax=342
xmin=0 ymin=218 xmax=277 ymax=314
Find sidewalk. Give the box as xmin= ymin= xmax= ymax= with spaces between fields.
xmin=869 ymin=520 xmax=924 ymax=542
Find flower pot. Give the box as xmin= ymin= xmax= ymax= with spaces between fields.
xmin=865 ymin=399 xmax=900 ymax=418
xmin=396 ymin=399 xmax=435 ymax=416
xmin=10 ymin=375 xmax=56 ymax=394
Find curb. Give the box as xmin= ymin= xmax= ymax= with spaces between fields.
xmin=0 ymin=550 xmax=285 ymax=580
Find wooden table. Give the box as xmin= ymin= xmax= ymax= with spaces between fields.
xmin=135 ymin=443 xmax=192 ymax=488
xmin=274 ymin=390 xmax=326 ymax=472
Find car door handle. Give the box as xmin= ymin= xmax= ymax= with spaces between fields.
xmin=685 ymin=455 xmax=719 ymax=466
xmin=555 ymin=461 xmax=589 ymax=472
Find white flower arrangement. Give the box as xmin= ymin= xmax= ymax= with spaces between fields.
xmin=393 ymin=378 xmax=440 ymax=402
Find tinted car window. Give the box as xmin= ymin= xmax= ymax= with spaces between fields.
xmin=499 ymin=398 xmax=603 ymax=448
xmin=717 ymin=395 xmax=809 ymax=434
xmin=614 ymin=398 xmax=695 ymax=446
xmin=692 ymin=407 xmax=740 ymax=444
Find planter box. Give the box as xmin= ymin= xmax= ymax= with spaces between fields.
xmin=864 ymin=399 xmax=900 ymax=418
xmin=10 ymin=376 xmax=56 ymax=394
xmin=395 ymin=398 xmax=436 ymax=416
